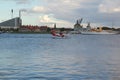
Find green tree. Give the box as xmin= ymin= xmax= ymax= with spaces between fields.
xmin=47 ymin=27 xmax=51 ymax=32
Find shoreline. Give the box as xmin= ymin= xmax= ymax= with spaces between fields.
xmin=9 ymin=32 xmax=50 ymax=34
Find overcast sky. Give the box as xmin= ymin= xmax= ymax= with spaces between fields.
xmin=0 ymin=0 xmax=120 ymax=28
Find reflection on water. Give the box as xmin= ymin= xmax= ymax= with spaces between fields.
xmin=0 ymin=34 xmax=120 ymax=80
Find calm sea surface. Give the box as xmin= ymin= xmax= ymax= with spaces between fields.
xmin=0 ymin=33 xmax=120 ymax=80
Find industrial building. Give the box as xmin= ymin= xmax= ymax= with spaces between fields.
xmin=0 ymin=17 xmax=22 ymax=29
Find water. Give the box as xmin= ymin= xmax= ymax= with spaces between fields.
xmin=0 ymin=33 xmax=120 ymax=80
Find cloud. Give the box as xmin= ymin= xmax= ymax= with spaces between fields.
xmin=39 ymin=15 xmax=54 ymax=23
xmin=5 ymin=0 xmax=31 ymax=4
xmin=39 ymin=14 xmax=73 ymax=27
xmin=32 ymin=6 xmax=47 ymax=13
xmin=16 ymin=0 xmax=30 ymax=4
xmin=99 ymin=0 xmax=120 ymax=13
xmin=40 ymin=0 xmax=101 ymax=21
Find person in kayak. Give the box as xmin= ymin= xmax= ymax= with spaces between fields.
xmin=59 ymin=31 xmax=64 ymax=37
xmin=51 ymin=29 xmax=59 ymax=37
xmin=51 ymin=29 xmax=65 ymax=37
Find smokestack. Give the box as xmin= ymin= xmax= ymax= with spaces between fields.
xmin=19 ymin=10 xmax=21 ymax=19
xmin=11 ymin=9 xmax=13 ymax=19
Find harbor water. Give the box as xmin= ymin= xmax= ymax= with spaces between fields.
xmin=0 ymin=34 xmax=120 ymax=80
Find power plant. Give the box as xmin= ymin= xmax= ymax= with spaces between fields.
xmin=0 ymin=10 xmax=22 ymax=30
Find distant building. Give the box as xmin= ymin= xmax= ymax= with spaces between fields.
xmin=0 ymin=17 xmax=22 ymax=29
xmin=40 ymin=26 xmax=48 ymax=32
xmin=19 ymin=25 xmax=48 ymax=32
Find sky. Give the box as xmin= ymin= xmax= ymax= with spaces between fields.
xmin=0 ymin=0 xmax=120 ymax=28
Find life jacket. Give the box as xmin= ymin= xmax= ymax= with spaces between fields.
xmin=51 ymin=30 xmax=57 ymax=36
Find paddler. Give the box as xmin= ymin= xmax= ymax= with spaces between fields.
xmin=51 ymin=29 xmax=59 ymax=37
xmin=59 ymin=31 xmax=64 ymax=37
